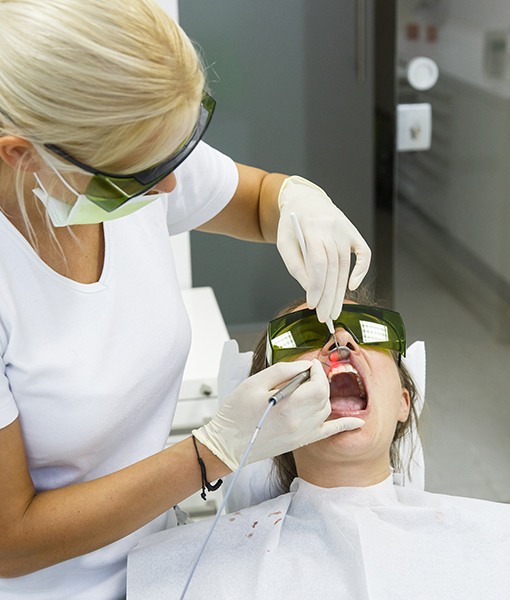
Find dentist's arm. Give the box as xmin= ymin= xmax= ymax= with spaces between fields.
xmin=197 ymin=163 xmax=284 ymax=242
xmin=0 ymin=361 xmax=361 ymax=577
xmin=0 ymin=418 xmax=226 ymax=578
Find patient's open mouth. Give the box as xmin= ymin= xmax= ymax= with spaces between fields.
xmin=328 ymin=363 xmax=368 ymax=414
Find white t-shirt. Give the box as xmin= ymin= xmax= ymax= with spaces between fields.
xmin=0 ymin=142 xmax=239 ymax=600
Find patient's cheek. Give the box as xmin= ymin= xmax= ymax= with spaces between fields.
xmin=373 ymin=352 xmax=399 ymax=380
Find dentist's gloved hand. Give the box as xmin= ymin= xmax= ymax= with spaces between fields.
xmin=193 ymin=359 xmax=364 ymax=471
xmin=277 ymin=175 xmax=371 ymax=322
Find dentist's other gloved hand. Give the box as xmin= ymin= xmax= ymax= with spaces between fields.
xmin=277 ymin=175 xmax=371 ymax=322
xmin=193 ymin=359 xmax=364 ymax=471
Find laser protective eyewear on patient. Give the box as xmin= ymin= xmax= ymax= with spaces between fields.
xmin=44 ymin=93 xmax=216 ymax=212
xmin=266 ymin=304 xmax=406 ymax=366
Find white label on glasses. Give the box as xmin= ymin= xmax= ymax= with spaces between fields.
xmin=272 ymin=332 xmax=297 ymax=349
xmin=360 ymin=320 xmax=389 ymax=344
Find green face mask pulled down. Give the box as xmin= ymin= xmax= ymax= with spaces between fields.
xmin=33 ymin=170 xmax=164 ymax=227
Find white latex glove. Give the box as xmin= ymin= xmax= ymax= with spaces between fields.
xmin=277 ymin=175 xmax=372 ymax=322
xmin=193 ymin=359 xmax=364 ymax=471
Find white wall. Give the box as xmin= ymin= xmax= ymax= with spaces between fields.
xmin=154 ymin=0 xmax=179 ymax=20
xmin=447 ymin=0 xmax=510 ymax=30
xmin=397 ymin=0 xmax=510 ymax=317
xmin=399 ymin=0 xmax=510 ymax=31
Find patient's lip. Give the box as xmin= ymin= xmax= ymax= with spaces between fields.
xmin=330 ymin=408 xmax=369 ymax=419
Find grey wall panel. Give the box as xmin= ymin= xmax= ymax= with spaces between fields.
xmin=181 ymin=1 xmax=375 ymax=325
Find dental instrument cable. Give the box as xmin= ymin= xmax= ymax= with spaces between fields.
xmin=178 ymin=369 xmax=311 ymax=600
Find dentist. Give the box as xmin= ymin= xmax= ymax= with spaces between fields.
xmin=0 ymin=1 xmax=371 ymax=598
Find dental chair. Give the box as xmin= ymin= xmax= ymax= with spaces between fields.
xmin=217 ymin=340 xmax=426 ymax=512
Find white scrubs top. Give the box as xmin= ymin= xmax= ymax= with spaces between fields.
xmin=128 ymin=475 xmax=510 ymax=600
xmin=0 ymin=142 xmax=238 ymax=600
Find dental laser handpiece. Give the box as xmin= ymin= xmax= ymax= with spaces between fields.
xmin=269 ymin=369 xmax=311 ymax=405
xmin=290 ymin=212 xmax=343 ymax=355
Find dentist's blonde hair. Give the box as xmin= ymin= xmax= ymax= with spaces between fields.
xmin=0 ymin=0 xmax=204 ymax=232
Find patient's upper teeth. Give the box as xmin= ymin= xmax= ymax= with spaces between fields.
xmin=329 ymin=363 xmax=358 ymax=377
xmin=328 ymin=363 xmax=357 ymax=383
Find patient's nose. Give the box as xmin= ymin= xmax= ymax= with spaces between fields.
xmin=320 ymin=329 xmax=358 ymax=360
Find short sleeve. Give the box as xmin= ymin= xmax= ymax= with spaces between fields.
xmin=165 ymin=142 xmax=239 ymax=235
xmin=0 ymin=355 xmax=18 ymax=429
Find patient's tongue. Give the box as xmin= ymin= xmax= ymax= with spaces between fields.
xmin=330 ymin=374 xmax=365 ymax=412
xmin=331 ymin=397 xmax=366 ymax=411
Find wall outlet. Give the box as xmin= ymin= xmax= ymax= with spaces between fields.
xmin=397 ymin=103 xmax=432 ymax=152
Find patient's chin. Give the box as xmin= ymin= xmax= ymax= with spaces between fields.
xmin=308 ymin=434 xmax=373 ymax=467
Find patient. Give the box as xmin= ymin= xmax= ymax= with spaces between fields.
xmin=128 ymin=292 xmax=510 ymax=600
xmin=255 ymin=294 xmax=418 ymax=495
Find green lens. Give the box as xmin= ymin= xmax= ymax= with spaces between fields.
xmin=85 ymin=173 xmax=166 ymax=212
xmin=334 ymin=305 xmax=406 ymax=357
xmin=267 ymin=311 xmax=330 ymax=364
xmin=201 ymin=92 xmax=216 ymax=116
xmin=86 ymin=175 xmax=139 ymax=211
xmin=266 ymin=305 xmax=406 ymax=365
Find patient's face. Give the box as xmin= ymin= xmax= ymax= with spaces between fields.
xmin=289 ymin=303 xmax=410 ymax=474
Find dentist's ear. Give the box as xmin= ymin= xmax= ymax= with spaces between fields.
xmin=0 ymin=136 xmax=41 ymax=172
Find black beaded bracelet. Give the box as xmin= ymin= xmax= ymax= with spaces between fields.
xmin=192 ymin=436 xmax=223 ymax=501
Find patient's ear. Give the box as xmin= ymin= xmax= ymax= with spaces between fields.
xmin=0 ymin=136 xmax=41 ymax=172
xmin=398 ymin=388 xmax=411 ymax=422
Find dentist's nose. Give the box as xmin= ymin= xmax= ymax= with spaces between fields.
xmin=150 ymin=173 xmax=177 ymax=194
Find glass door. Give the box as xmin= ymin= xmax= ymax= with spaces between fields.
xmin=396 ymin=0 xmax=510 ymax=500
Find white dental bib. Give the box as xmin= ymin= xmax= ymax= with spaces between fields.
xmin=128 ymin=475 xmax=510 ymax=600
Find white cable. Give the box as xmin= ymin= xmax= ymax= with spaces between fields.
xmin=178 ymin=400 xmax=276 ymax=600
xmin=179 ymin=368 xmax=310 ymax=599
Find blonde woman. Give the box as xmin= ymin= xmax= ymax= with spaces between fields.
xmin=0 ymin=1 xmax=371 ymax=598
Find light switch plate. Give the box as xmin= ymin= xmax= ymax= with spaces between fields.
xmin=397 ymin=103 xmax=432 ymax=152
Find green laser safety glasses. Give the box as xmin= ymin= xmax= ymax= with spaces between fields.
xmin=266 ymin=304 xmax=406 ymax=366
xmin=44 ymin=93 xmax=216 ymax=212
